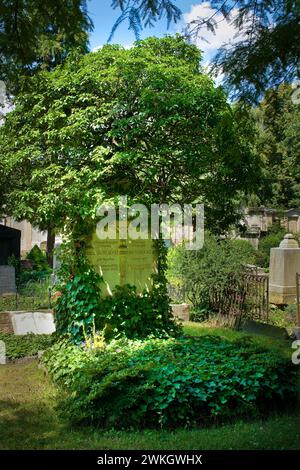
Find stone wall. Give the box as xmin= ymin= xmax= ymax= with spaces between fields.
xmin=0 ymin=312 xmax=14 ymax=333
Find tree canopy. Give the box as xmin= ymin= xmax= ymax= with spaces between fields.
xmin=0 ymin=36 xmax=260 ymax=243
xmin=1 ymin=1 xmax=298 ymax=102
xmin=0 ymin=0 xmax=92 ymax=90
xmin=112 ymin=1 xmax=300 ymax=103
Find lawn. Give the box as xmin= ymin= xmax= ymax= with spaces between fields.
xmin=0 ymin=323 xmax=299 ymax=450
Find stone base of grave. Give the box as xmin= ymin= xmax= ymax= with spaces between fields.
xmin=269 ymin=234 xmax=300 ymax=305
xmin=171 ymin=303 xmax=190 ymax=322
xmin=269 ymin=290 xmax=297 ymax=305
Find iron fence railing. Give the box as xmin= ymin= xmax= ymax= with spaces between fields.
xmin=0 ymin=277 xmax=52 ymax=312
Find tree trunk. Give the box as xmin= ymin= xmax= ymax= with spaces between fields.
xmin=46 ymin=226 xmax=55 ymax=268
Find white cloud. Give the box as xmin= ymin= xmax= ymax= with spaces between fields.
xmin=183 ymin=2 xmax=242 ymax=61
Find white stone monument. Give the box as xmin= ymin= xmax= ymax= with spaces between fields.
xmin=269 ymin=234 xmax=300 ymax=305
xmin=10 ymin=311 xmax=55 ymax=335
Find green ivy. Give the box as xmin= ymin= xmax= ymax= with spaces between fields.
xmin=0 ymin=332 xmax=54 ymax=360
xmin=95 ymin=284 xmax=180 ymax=340
xmin=54 ymin=266 xmax=103 ymax=344
xmin=42 ymin=335 xmax=298 ymax=429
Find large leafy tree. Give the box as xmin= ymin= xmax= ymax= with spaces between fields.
xmin=0 ymin=36 xmax=260 ymax=263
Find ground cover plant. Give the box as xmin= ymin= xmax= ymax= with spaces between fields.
xmin=42 ymin=332 xmax=298 ymax=429
xmin=0 ymin=332 xmax=54 ymax=360
xmin=0 ymin=323 xmax=299 ymax=449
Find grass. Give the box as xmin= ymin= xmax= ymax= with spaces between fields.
xmin=183 ymin=321 xmax=292 ymax=356
xmin=0 ymin=323 xmax=299 ymax=450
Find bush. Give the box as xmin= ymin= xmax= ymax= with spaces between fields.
xmin=256 ymin=226 xmax=285 ymax=268
xmin=269 ymin=304 xmax=298 ymax=329
xmin=42 ymin=335 xmax=298 ymax=429
xmin=167 ymin=233 xmax=256 ymax=315
xmin=0 ymin=332 xmax=55 ymax=359
xmin=95 ymin=284 xmax=180 ymax=340
xmin=26 ymin=245 xmax=50 ymax=272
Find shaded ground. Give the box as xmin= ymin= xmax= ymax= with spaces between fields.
xmin=0 ymin=323 xmax=299 ymax=450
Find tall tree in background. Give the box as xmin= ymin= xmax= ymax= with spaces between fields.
xmin=253 ymin=83 xmax=300 ymax=208
xmin=0 ymin=0 xmax=93 ymax=91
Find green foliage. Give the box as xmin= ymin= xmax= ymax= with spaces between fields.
xmin=26 ymin=245 xmax=50 ymax=272
xmin=167 ymin=233 xmax=256 ymax=313
xmin=0 ymin=0 xmax=92 ymax=91
xmin=253 ymin=84 xmax=300 ymax=208
xmin=1 ymin=35 xmax=260 ymax=237
xmin=269 ymin=304 xmax=298 ymax=329
xmin=17 ymin=269 xmax=50 ymax=287
xmin=54 ymin=244 xmax=179 ymax=343
xmin=110 ymin=0 xmax=181 ymax=41
xmin=42 ymin=335 xmax=298 ymax=428
xmin=95 ymin=284 xmax=180 ymax=340
xmin=7 ymin=254 xmax=20 ymax=271
xmin=209 ymin=1 xmax=300 ymax=102
xmin=54 ymin=267 xmax=103 ymax=344
xmin=256 ymin=225 xmax=285 ymax=268
xmin=0 ymin=332 xmax=54 ymax=359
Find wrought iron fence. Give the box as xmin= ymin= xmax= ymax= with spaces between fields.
xmin=0 ymin=276 xmax=52 ymax=312
xmin=168 ymin=265 xmax=269 ymax=326
xmin=209 ymin=269 xmax=269 ymax=326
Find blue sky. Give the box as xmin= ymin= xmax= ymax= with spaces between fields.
xmin=88 ymin=1 xmax=240 ymax=66
xmin=88 ymin=0 xmax=191 ymax=48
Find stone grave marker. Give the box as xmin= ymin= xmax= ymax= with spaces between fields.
xmin=86 ymin=226 xmax=157 ymax=297
xmin=0 ymin=266 xmax=16 ymax=295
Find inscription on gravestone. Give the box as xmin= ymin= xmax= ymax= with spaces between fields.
xmin=0 ymin=266 xmax=16 ymax=295
xmin=86 ymin=227 xmax=157 ymax=296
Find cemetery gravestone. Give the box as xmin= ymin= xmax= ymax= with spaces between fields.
xmin=10 ymin=311 xmax=56 ymax=335
xmin=269 ymin=233 xmax=300 ymax=304
xmin=86 ymin=227 xmax=157 ymax=296
xmin=0 ymin=266 xmax=16 ymax=295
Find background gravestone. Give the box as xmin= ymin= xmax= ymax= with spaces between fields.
xmin=86 ymin=226 xmax=157 ymax=297
xmin=269 ymin=233 xmax=300 ymax=304
xmin=0 ymin=266 xmax=16 ymax=295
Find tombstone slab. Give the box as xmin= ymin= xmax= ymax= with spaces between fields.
xmin=0 ymin=266 xmax=16 ymax=295
xmin=10 ymin=311 xmax=55 ymax=335
xmin=86 ymin=226 xmax=157 ymax=296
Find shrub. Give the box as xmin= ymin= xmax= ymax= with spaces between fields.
xmin=256 ymin=226 xmax=285 ymax=268
xmin=95 ymin=284 xmax=180 ymax=340
xmin=42 ymin=335 xmax=298 ymax=428
xmin=0 ymin=332 xmax=55 ymax=359
xmin=167 ymin=233 xmax=256 ymax=315
xmin=26 ymin=245 xmax=50 ymax=272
